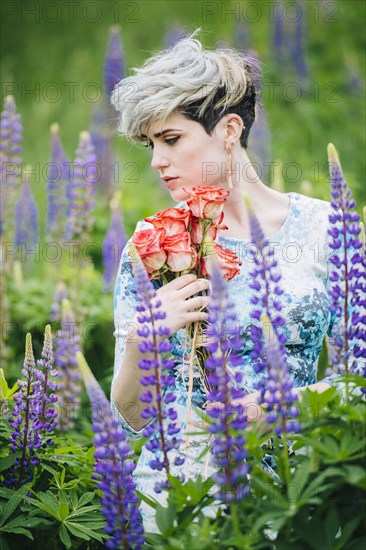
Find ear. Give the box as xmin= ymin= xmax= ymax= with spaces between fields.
xmin=224 ymin=114 xmax=244 ymax=147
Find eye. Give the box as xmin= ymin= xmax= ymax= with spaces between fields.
xmin=165 ymin=136 xmax=180 ymax=145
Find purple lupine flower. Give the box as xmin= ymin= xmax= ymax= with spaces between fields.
xmin=36 ymin=325 xmax=58 ymax=434
xmin=235 ymin=22 xmax=250 ymax=50
xmin=292 ymin=9 xmax=308 ymax=82
xmin=249 ymin=106 xmax=272 ymax=185
xmin=103 ymin=197 xmax=127 ymax=292
xmin=346 ymin=57 xmax=363 ymax=95
xmin=0 ymin=95 xmax=22 ymax=239
xmin=204 ymin=260 xmax=250 ymax=503
xmin=326 ymin=144 xmax=366 ymax=376
xmin=49 ymin=281 xmax=68 ymax=322
xmin=77 ymin=352 xmax=144 ymax=550
xmin=46 ymin=123 xmax=70 ymax=239
xmin=89 ymin=102 xmax=116 ymax=197
xmin=132 ymin=253 xmax=184 ymax=493
xmin=261 ymin=314 xmax=301 ymax=435
xmin=243 ymin=195 xmax=287 ymax=399
xmin=14 ymin=176 xmax=39 ymax=250
xmin=104 ymin=25 xmax=125 ymax=99
xmin=64 ymin=131 xmax=97 ymax=241
xmin=6 ymin=327 xmax=56 ymax=488
xmin=54 ymin=299 xmax=81 ymax=430
xmin=273 ymin=3 xmax=285 ymax=65
xmin=165 ymin=27 xmax=186 ymax=48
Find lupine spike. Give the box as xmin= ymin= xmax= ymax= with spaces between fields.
xmin=249 ymin=106 xmax=272 ymax=185
xmin=292 ymin=8 xmax=308 ymax=82
xmin=132 ymin=252 xmax=185 ymax=493
xmin=326 ymin=144 xmax=366 ymax=377
xmin=49 ymin=281 xmax=68 ymax=322
xmin=77 ymin=351 xmax=144 ymax=550
xmin=64 ymin=131 xmax=97 ymax=241
xmin=165 ymin=27 xmax=186 ymax=48
xmin=14 ymin=173 xmax=39 ymax=251
xmin=5 ymin=331 xmax=56 ymax=488
xmin=243 ymin=194 xmax=287 ymax=399
xmin=54 ymin=299 xmax=81 ymax=430
xmin=0 ymin=95 xmax=22 ymax=241
xmin=104 ymin=25 xmax=125 ymax=99
xmin=36 ymin=325 xmax=58 ymax=432
xmin=273 ymin=3 xmax=285 ymax=66
xmin=89 ymin=102 xmax=116 ymax=196
xmin=46 ymin=123 xmax=70 ymax=239
xmin=204 ymin=259 xmax=250 ymax=502
xmin=260 ymin=314 xmax=301 ymax=435
xmin=103 ymin=193 xmax=127 ymax=292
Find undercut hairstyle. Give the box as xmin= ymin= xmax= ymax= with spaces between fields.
xmin=111 ymin=29 xmax=261 ymax=149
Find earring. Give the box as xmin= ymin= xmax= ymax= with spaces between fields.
xmin=225 ymin=142 xmax=234 ymax=188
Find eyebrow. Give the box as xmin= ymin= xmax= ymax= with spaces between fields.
xmin=140 ymin=128 xmax=182 ymax=139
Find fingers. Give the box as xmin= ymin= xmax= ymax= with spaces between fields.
xmin=179 ymin=278 xmax=211 ymax=300
xmin=165 ymin=273 xmax=198 ymax=290
xmin=185 ymin=295 xmax=210 ymax=312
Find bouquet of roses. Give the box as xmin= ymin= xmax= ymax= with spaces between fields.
xmin=131 ymin=186 xmax=242 ymax=400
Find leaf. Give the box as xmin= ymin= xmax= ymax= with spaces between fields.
xmin=136 ymin=490 xmax=159 ymax=509
xmin=290 ymin=460 xmax=311 ymax=499
xmin=57 ymin=502 xmax=70 ymax=521
xmin=65 ymin=521 xmax=104 ymax=542
xmin=76 ymin=492 xmax=96 ymax=508
xmin=0 ymin=526 xmax=33 ymax=539
xmin=59 ymin=524 xmax=72 ymax=549
xmin=0 ymin=454 xmax=18 ymax=472
xmin=0 ymin=486 xmax=29 ymax=526
xmin=67 ymin=505 xmax=101 ymax=519
xmin=155 ymin=502 xmax=177 ymax=535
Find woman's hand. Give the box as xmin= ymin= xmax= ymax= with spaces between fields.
xmin=149 ymin=273 xmax=211 ymax=338
xmin=205 ymin=391 xmax=269 ymax=431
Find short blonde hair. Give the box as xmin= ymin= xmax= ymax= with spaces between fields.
xmin=111 ymin=29 xmax=260 ymax=148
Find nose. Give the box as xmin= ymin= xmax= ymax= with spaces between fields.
xmin=150 ymin=146 xmax=170 ymax=170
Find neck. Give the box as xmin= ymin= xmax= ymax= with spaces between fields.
xmin=223 ymin=147 xmax=269 ymax=225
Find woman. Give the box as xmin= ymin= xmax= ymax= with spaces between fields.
xmin=110 ymin=31 xmax=343 ymax=532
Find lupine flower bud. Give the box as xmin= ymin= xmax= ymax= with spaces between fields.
xmin=77 ymin=352 xmax=144 ymax=549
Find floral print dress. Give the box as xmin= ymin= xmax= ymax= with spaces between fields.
xmin=111 ymin=192 xmax=354 ymax=533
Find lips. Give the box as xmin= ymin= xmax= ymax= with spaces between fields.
xmin=161 ymin=177 xmax=178 ymax=187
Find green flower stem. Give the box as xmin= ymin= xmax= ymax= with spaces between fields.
xmin=230 ymin=502 xmax=241 ymax=537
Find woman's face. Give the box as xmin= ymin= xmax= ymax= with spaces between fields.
xmin=142 ymin=111 xmax=228 ymax=202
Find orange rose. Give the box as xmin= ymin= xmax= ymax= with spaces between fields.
xmin=145 ymin=207 xmax=191 ymax=238
xmin=163 ymin=231 xmax=198 ymax=272
xmin=131 ymin=227 xmax=167 ymax=275
xmin=205 ymin=242 xmax=242 ymax=281
xmin=191 ymin=213 xmax=228 ymax=245
xmin=182 ymin=186 xmax=230 ymax=220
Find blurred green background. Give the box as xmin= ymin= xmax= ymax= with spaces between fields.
xmin=1 ymin=0 xmax=365 ymax=386
xmin=2 ymin=0 xmax=365 ymax=236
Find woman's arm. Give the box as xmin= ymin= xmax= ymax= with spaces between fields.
xmin=112 ymin=264 xmax=211 ymax=433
